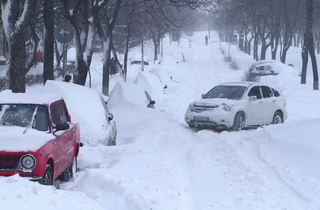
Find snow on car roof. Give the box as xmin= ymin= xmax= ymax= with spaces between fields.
xmin=218 ymin=82 xmax=280 ymax=90
xmin=0 ymin=90 xmax=62 ymax=104
xmin=217 ymin=82 xmax=257 ymax=87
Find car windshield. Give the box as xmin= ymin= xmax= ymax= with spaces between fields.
xmin=0 ymin=104 xmax=49 ymax=131
xmin=203 ymin=85 xmax=247 ymax=100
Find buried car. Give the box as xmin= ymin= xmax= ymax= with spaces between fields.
xmin=42 ymin=80 xmax=117 ymax=146
xmin=0 ymin=91 xmax=81 ymax=185
xmin=249 ymin=64 xmax=279 ymax=76
xmin=185 ymin=82 xmax=287 ymax=131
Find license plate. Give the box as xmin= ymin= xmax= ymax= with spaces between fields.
xmin=194 ymin=116 xmax=209 ymax=122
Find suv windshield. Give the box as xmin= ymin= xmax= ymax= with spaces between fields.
xmin=0 ymin=104 xmax=49 ymax=131
xmin=203 ymin=85 xmax=247 ymax=100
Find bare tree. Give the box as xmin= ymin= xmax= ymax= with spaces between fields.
xmin=1 ymin=0 xmax=37 ymax=93
xmin=301 ymin=0 xmax=319 ymax=90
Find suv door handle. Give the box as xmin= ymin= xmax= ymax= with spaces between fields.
xmin=65 ymin=134 xmax=68 ymax=138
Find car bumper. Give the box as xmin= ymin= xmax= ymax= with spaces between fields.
xmin=0 ymin=170 xmax=42 ymax=182
xmin=184 ymin=109 xmax=234 ymax=129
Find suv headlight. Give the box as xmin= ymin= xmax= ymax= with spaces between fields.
xmin=222 ymin=103 xmax=233 ymax=111
xmin=20 ymin=154 xmax=36 ymax=170
xmin=189 ymin=103 xmax=195 ymax=112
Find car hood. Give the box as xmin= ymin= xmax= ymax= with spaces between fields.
xmin=0 ymin=126 xmax=54 ymax=152
xmin=192 ymin=98 xmax=236 ymax=107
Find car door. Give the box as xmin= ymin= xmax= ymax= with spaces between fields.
xmin=50 ymin=101 xmax=72 ymax=175
xmin=246 ymin=86 xmax=264 ymax=126
xmin=260 ymin=86 xmax=275 ymax=124
xmin=57 ymin=101 xmax=75 ymax=165
xmin=50 ymin=102 xmax=65 ymax=174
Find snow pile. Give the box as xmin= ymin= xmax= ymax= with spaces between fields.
xmin=159 ymin=55 xmax=177 ymax=66
xmin=108 ymin=81 xmax=157 ymax=110
xmin=133 ymin=71 xmax=164 ymax=99
xmin=0 ymin=174 xmax=105 ymax=210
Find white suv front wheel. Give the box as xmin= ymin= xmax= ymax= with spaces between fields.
xmin=232 ymin=112 xmax=246 ymax=131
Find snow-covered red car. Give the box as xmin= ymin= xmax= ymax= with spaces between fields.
xmin=0 ymin=91 xmax=81 ymax=185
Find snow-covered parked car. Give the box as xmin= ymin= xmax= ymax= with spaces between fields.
xmin=249 ymin=60 xmax=300 ymax=77
xmin=0 ymin=91 xmax=81 ymax=185
xmin=42 ymin=81 xmax=117 ymax=146
xmin=250 ymin=64 xmax=279 ymax=76
xmin=185 ymin=82 xmax=287 ymax=131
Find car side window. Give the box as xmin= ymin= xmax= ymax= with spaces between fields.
xmin=33 ymin=105 xmax=49 ymax=131
xmin=248 ymin=86 xmax=262 ymax=99
xmin=57 ymin=101 xmax=68 ymax=123
xmin=272 ymin=88 xmax=280 ymax=97
xmin=50 ymin=103 xmax=60 ymax=126
xmin=257 ymin=66 xmax=264 ymax=71
xmin=261 ymin=86 xmax=272 ymax=98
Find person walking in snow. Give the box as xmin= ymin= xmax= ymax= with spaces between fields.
xmin=205 ymin=35 xmax=208 ymax=46
xmin=110 ymin=57 xmax=117 ymax=75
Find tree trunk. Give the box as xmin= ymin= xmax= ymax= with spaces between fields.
xmin=260 ymin=40 xmax=267 ymax=60
xmin=308 ymin=34 xmax=319 ymax=90
xmin=301 ymin=35 xmax=308 ymax=84
xmin=102 ymin=37 xmax=111 ymax=96
xmin=9 ymin=33 xmax=26 ymax=93
xmin=102 ymin=0 xmax=122 ymax=96
xmin=301 ymin=0 xmax=319 ymax=90
xmin=43 ymin=0 xmax=54 ymax=84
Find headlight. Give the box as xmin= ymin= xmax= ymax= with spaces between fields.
xmin=222 ymin=104 xmax=233 ymax=111
xmin=20 ymin=154 xmax=36 ymax=170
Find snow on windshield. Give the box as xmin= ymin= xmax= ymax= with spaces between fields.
xmin=0 ymin=104 xmax=49 ymax=131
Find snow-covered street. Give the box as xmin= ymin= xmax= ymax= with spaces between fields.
xmin=1 ymin=31 xmax=320 ymax=210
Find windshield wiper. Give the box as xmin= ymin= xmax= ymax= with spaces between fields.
xmin=23 ymin=106 xmax=38 ymax=134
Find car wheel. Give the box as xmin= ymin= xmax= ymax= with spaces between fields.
xmin=232 ymin=112 xmax=246 ymax=131
xmin=272 ymin=111 xmax=283 ymax=124
xmin=41 ymin=164 xmax=53 ymax=185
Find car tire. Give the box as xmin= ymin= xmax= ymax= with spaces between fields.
xmin=41 ymin=164 xmax=53 ymax=185
xmin=272 ymin=111 xmax=283 ymax=124
xmin=232 ymin=112 xmax=246 ymax=131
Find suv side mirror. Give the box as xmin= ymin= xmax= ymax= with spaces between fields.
xmin=249 ymin=96 xmax=257 ymax=101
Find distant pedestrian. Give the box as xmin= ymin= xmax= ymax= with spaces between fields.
xmin=110 ymin=57 xmax=116 ymax=75
xmin=37 ymin=49 xmax=43 ymax=62
xmin=205 ymin=35 xmax=208 ymax=46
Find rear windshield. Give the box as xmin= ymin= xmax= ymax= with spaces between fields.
xmin=203 ymin=85 xmax=247 ymax=100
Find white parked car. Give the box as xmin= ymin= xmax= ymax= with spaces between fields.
xmin=184 ymin=82 xmax=287 ymax=131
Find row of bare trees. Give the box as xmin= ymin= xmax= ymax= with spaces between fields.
xmin=214 ymin=0 xmax=319 ymax=90
xmin=0 ymin=0 xmax=211 ymax=94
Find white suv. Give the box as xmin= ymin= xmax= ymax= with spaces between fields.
xmin=184 ymin=82 xmax=287 ymax=131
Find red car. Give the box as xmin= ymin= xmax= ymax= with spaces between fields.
xmin=0 ymin=92 xmax=81 ymax=185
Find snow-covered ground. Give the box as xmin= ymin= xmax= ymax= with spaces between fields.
xmin=1 ymin=31 xmax=320 ymax=210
